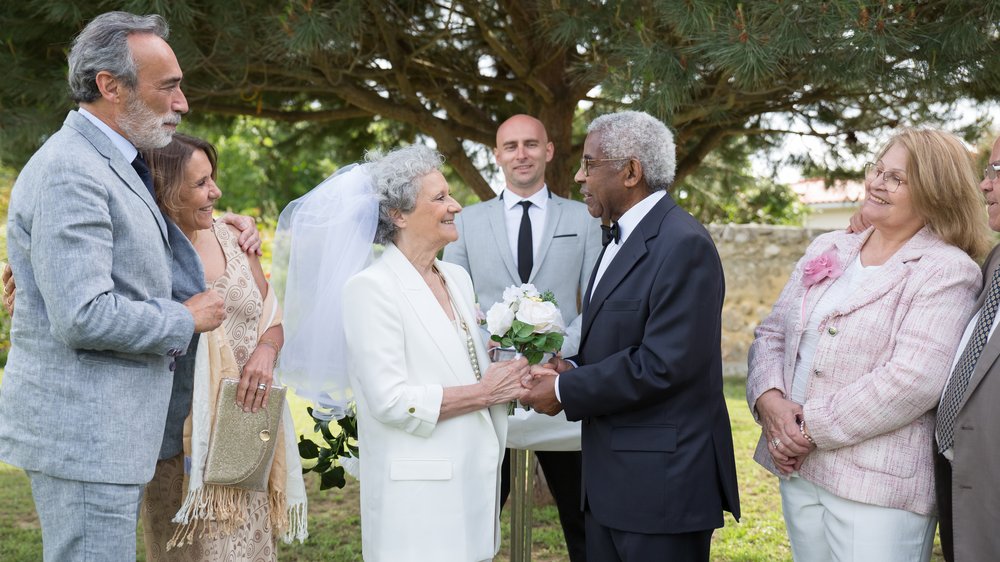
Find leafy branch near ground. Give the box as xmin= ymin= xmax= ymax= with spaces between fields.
xmin=297 ymin=406 xmax=359 ymax=491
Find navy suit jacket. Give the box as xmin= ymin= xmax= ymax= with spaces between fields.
xmin=159 ymin=217 xmax=206 ymax=460
xmin=560 ymin=192 xmax=740 ymax=534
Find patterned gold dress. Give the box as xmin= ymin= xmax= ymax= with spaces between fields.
xmin=141 ymin=222 xmax=277 ymax=561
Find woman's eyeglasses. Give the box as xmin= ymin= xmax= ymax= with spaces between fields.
xmin=864 ymin=162 xmax=906 ymax=193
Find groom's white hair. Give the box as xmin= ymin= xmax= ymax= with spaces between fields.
xmin=588 ymin=111 xmax=676 ymax=191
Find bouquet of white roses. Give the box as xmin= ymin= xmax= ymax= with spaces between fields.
xmin=485 ymin=283 xmax=565 ymax=365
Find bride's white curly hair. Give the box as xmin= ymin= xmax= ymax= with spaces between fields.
xmin=366 ymin=144 xmax=445 ymax=244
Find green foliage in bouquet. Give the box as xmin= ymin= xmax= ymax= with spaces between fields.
xmin=489 ymin=290 xmax=564 ymax=365
xmin=298 ymin=406 xmax=358 ymax=491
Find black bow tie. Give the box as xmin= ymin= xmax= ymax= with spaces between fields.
xmin=601 ymin=222 xmax=621 ymax=247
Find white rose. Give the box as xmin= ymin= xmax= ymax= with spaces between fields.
xmin=502 ymin=285 xmax=523 ymax=306
xmin=519 ymin=283 xmax=540 ymax=299
xmin=514 ymin=299 xmax=565 ymax=334
xmin=485 ymin=302 xmax=515 ymax=336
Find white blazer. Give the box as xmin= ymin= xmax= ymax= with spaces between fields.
xmin=343 ymin=243 xmax=507 ymax=562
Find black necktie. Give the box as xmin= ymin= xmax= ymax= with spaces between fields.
xmin=601 ymin=222 xmax=621 ymax=247
xmin=517 ymin=200 xmax=533 ymax=283
xmin=131 ymin=154 xmax=155 ymax=197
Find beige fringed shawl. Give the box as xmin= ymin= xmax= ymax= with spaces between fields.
xmin=169 ymin=276 xmax=307 ymax=548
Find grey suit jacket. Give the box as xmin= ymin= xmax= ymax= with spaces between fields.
xmin=949 ymin=243 xmax=1000 ymax=560
xmin=443 ymin=191 xmax=602 ymax=348
xmin=0 ymin=111 xmax=196 ymax=485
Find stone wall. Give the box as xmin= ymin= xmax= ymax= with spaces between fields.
xmin=707 ymin=224 xmax=833 ymax=377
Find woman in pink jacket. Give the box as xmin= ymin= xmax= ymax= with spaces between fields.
xmin=747 ymin=128 xmax=991 ymax=561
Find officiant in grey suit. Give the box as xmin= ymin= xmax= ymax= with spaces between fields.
xmin=443 ymin=114 xmax=601 ymax=561
xmin=0 ymin=12 xmax=226 ymax=561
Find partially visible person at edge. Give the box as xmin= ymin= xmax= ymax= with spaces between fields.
xmin=521 ymin=110 xmax=741 ymax=562
xmin=138 ymin=134 xmax=307 ymax=560
xmin=278 ymin=144 xmax=530 ymax=561
xmin=747 ymin=128 xmax=990 ymax=561
xmin=850 ymin=133 xmax=1000 ymax=562
xmin=0 ymin=13 xmax=260 ymax=561
xmin=0 ymin=12 xmax=230 ymax=561
xmin=443 ymin=114 xmax=600 ymax=562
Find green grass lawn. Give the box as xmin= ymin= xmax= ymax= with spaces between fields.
xmin=0 ymin=378 xmax=944 ymax=561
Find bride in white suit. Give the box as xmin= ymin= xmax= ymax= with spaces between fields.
xmin=278 ymin=145 xmax=529 ymax=562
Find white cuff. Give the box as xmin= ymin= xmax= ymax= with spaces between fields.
xmin=553 ymin=360 xmax=577 ymax=403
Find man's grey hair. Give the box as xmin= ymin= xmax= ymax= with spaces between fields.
xmin=68 ymin=12 xmax=169 ymax=103
xmin=588 ymin=111 xmax=677 ymax=191
xmin=366 ymin=144 xmax=445 ymax=244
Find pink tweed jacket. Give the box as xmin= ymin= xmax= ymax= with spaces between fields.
xmin=747 ymin=226 xmax=980 ymax=515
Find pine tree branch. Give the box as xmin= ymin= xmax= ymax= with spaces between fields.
xmin=675 ymin=128 xmax=728 ymax=186
xmin=466 ymin=2 xmax=556 ymax=104
xmin=196 ymin=104 xmax=372 ymax=123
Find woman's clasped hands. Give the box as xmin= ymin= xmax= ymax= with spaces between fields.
xmin=480 ymin=357 xmax=531 ymax=406
xmin=755 ymin=389 xmax=816 ymax=475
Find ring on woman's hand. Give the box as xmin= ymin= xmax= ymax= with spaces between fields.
xmin=771 ymin=437 xmax=781 ymax=448
xmin=257 ymin=383 xmax=268 ymax=391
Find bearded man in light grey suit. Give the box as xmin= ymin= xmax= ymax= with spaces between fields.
xmin=443 ymin=114 xmax=601 ymax=561
xmin=0 ymin=12 xmax=226 ymax=561
xmin=934 ymin=133 xmax=1000 ymax=562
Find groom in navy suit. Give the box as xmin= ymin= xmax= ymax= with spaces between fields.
xmin=521 ymin=111 xmax=740 ymax=561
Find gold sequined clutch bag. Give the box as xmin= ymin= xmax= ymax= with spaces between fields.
xmin=204 ymin=378 xmax=287 ymax=491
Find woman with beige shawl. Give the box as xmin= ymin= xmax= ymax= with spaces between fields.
xmin=139 ymin=134 xmax=307 ymax=561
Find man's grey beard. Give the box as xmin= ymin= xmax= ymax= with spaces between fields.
xmin=118 ymin=93 xmax=181 ymax=150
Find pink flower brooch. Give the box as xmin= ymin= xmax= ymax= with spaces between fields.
xmin=802 ymin=248 xmax=843 ymax=288
xmin=800 ymin=248 xmax=843 ymax=324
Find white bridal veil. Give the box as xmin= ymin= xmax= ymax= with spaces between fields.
xmin=271 ymin=164 xmax=378 ymax=419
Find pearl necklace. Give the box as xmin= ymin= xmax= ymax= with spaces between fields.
xmin=434 ymin=267 xmax=482 ymax=381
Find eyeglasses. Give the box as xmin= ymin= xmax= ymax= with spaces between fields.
xmin=985 ymin=163 xmax=1000 ymax=182
xmin=580 ymin=157 xmax=630 ymax=177
xmin=864 ymin=162 xmax=907 ymax=193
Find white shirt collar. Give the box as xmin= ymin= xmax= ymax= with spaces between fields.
xmin=503 ymin=185 xmax=549 ymax=213
xmin=614 ymin=190 xmax=666 ymax=246
xmin=77 ymin=107 xmax=138 ymax=163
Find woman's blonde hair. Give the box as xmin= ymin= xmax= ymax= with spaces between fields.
xmin=877 ymin=128 xmax=991 ymax=260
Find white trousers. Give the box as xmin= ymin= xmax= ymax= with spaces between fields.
xmin=779 ymin=475 xmax=936 ymax=562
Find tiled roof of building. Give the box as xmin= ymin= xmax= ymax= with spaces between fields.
xmin=792 ymin=178 xmax=865 ymax=205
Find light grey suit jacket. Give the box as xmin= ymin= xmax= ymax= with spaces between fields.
xmin=444 ymin=191 xmax=600 ymax=451
xmin=0 ymin=111 xmax=196 ymax=485
xmin=443 ymin=190 xmax=602 ymax=349
xmin=949 ymin=243 xmax=1000 ymax=560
